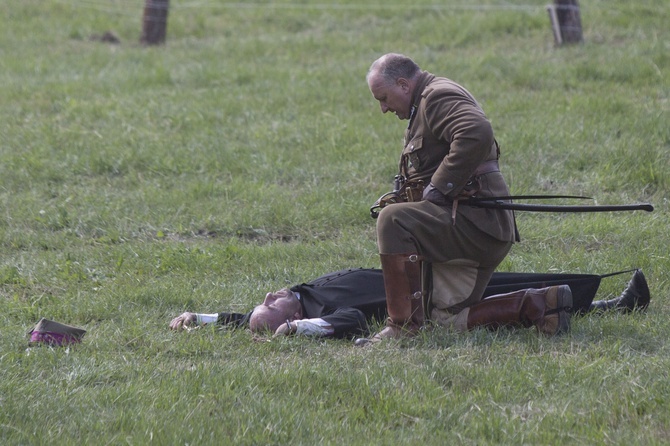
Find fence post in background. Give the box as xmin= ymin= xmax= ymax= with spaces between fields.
xmin=546 ymin=0 xmax=583 ymax=46
xmin=141 ymin=0 xmax=169 ymax=45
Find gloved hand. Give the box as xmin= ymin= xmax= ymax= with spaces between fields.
xmin=422 ymin=182 xmax=452 ymax=206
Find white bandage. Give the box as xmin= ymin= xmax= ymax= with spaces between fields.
xmin=294 ymin=318 xmax=334 ymax=337
xmin=195 ymin=313 xmax=218 ymax=326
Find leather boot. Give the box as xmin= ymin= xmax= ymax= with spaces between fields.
xmin=589 ymin=269 xmax=650 ymax=313
xmin=354 ymin=253 xmax=423 ymax=346
xmin=467 ymin=285 xmax=572 ymax=336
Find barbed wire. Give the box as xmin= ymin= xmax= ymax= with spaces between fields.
xmin=171 ymin=2 xmax=542 ymax=11
xmin=52 ymin=0 xmax=139 ymax=15
xmin=53 ymin=0 xmax=544 ymax=15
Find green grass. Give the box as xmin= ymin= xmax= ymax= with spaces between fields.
xmin=1 ymin=0 xmax=669 ymax=444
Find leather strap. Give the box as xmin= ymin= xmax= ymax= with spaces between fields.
xmin=450 ymin=160 xmax=499 ymax=225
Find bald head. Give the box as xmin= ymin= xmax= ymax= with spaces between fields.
xmin=367 ymin=53 xmax=421 ymax=86
xmin=249 ymin=288 xmax=302 ymax=333
xmin=367 ymin=53 xmax=421 ymax=120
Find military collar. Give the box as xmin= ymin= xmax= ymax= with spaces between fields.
xmin=410 ymin=71 xmax=435 ymax=111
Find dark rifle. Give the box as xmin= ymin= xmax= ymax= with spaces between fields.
xmin=370 ymin=192 xmax=654 ymax=218
xmin=462 ymin=196 xmax=654 ymax=213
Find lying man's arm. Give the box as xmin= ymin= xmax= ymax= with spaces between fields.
xmin=274 ymin=307 xmax=369 ymax=339
xmin=169 ymin=311 xmax=252 ymax=330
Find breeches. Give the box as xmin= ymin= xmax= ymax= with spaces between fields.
xmin=376 ymin=200 xmax=512 ymax=324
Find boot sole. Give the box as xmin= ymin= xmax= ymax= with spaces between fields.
xmin=554 ymin=285 xmax=573 ymax=335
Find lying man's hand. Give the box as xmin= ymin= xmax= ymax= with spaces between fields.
xmin=169 ymin=312 xmax=197 ymax=330
xmin=273 ymin=320 xmax=296 ymax=337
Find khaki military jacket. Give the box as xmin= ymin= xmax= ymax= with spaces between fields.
xmin=401 ymin=71 xmax=518 ymax=242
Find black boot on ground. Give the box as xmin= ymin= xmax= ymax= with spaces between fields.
xmin=589 ymin=269 xmax=650 ymax=313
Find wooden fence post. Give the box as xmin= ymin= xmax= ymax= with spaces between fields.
xmin=141 ymin=0 xmax=169 ymax=45
xmin=546 ymin=0 xmax=583 ymax=45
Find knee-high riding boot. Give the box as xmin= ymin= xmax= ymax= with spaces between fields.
xmin=468 ymin=285 xmax=572 ymax=336
xmin=354 ymin=253 xmax=424 ymax=346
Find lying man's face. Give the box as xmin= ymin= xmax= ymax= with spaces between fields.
xmin=249 ymin=288 xmax=302 ymax=333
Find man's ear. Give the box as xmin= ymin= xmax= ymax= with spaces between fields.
xmin=397 ymin=77 xmax=411 ymax=93
xmin=292 ymin=310 xmax=302 ymax=321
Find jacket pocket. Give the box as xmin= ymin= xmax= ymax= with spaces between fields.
xmin=403 ymin=136 xmax=424 ymax=173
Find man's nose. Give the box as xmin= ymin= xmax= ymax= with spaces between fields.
xmin=263 ymin=292 xmax=275 ymax=305
xmin=380 ymin=103 xmax=389 ymax=113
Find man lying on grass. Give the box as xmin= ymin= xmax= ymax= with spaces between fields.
xmin=169 ymin=268 xmax=650 ymax=340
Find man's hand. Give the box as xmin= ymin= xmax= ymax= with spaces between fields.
xmin=169 ymin=312 xmax=197 ymax=330
xmin=422 ymin=182 xmax=451 ymax=206
xmin=273 ymin=321 xmax=296 ymax=337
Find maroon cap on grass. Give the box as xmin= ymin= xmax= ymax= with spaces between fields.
xmin=28 ymin=318 xmax=86 ymax=346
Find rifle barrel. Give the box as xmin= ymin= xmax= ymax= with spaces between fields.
xmin=466 ymin=200 xmax=654 ymax=213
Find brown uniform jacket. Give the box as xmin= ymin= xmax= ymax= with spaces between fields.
xmin=402 ymin=71 xmax=518 ymax=242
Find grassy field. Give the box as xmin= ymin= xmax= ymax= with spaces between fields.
xmin=1 ymin=0 xmax=669 ymax=444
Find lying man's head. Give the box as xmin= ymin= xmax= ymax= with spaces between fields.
xmin=249 ymin=288 xmax=303 ymax=333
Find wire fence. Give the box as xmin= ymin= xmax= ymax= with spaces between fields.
xmin=53 ymin=0 xmax=546 ymax=17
